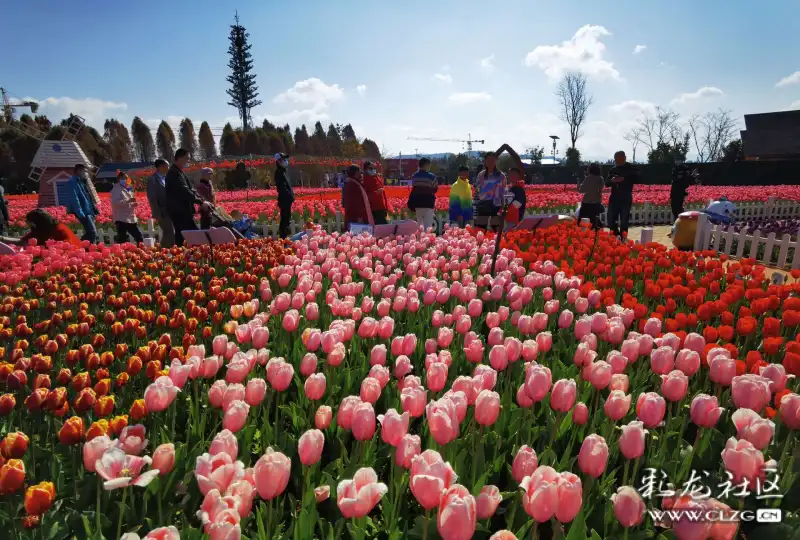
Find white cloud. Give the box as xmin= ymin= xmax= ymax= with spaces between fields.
xmin=257 ymin=109 xmax=331 ymax=127
xmin=144 ymin=116 xmax=185 ymax=130
xmin=608 ymin=100 xmax=657 ymax=116
xmin=34 ymin=96 xmax=127 ymax=129
xmin=524 ymin=25 xmax=620 ymax=81
xmin=448 ymin=92 xmax=492 ymax=104
xmin=356 ymin=85 xmax=367 ymax=96
xmin=433 ymin=73 xmax=452 ymax=84
xmin=273 ymin=78 xmax=344 ymax=108
xmin=481 ymin=54 xmax=495 ymax=71
xmin=775 ymin=72 xmax=800 ymax=88
xmin=791 ymin=100 xmax=800 ymax=109
xmin=633 ymin=45 xmax=647 ymax=54
xmin=670 ymin=86 xmax=725 ymax=105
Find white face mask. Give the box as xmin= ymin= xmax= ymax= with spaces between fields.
xmin=366 ymin=169 xmax=377 ymax=176
xmin=279 ymin=159 xmax=288 ymax=168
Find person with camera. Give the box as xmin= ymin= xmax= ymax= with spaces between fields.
xmin=670 ymin=157 xmax=698 ymax=221
xmin=605 ymin=151 xmax=639 ymax=239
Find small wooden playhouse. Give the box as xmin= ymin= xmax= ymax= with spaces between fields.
xmin=31 ymin=140 xmax=100 ymax=208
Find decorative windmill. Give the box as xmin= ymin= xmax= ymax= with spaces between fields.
xmin=1 ymin=87 xmax=96 ymax=207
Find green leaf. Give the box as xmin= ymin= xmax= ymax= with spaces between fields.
xmin=565 ymin=509 xmax=587 ymax=540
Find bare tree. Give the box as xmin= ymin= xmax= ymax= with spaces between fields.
xmin=555 ymin=73 xmax=593 ymax=150
xmin=635 ymin=106 xmax=684 ymax=151
xmin=623 ymin=128 xmax=643 ymax=163
xmin=687 ymin=108 xmax=738 ymax=162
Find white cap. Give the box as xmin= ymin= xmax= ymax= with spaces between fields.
xmin=274 ymin=153 xmax=289 ymax=161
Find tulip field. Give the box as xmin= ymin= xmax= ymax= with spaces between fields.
xmin=6 ymin=184 xmax=800 ymax=229
xmin=1 ymin=222 xmax=800 ymax=540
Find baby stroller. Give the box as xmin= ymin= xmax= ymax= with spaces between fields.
xmin=206 ymin=205 xmax=259 ymax=240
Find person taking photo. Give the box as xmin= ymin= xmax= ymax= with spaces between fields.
xmin=605 ymin=151 xmax=638 ymax=239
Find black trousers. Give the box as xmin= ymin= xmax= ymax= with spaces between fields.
xmin=115 ymin=221 xmax=144 ymax=244
xmin=279 ymin=201 xmax=292 ymax=239
xmin=372 ymin=210 xmax=388 ymax=225
xmin=671 ymin=193 xmax=685 ymax=222
xmin=171 ymin=212 xmax=197 ymax=247
xmin=577 ymin=203 xmax=603 ymax=229
xmin=607 ymin=198 xmax=632 ymax=237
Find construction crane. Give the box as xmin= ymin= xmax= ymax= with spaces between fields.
xmin=407 ymin=133 xmax=485 ymax=154
xmin=2 ymin=87 xmax=39 ymax=123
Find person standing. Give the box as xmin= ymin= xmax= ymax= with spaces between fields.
xmin=342 ymin=165 xmax=370 ymax=229
xmin=361 ymin=161 xmax=389 ymax=225
xmin=196 ymin=167 xmax=216 ymax=229
xmin=146 ymin=159 xmax=175 ymax=247
xmin=408 ymin=157 xmax=437 ymax=231
xmin=165 ymin=148 xmax=204 ymax=247
xmin=62 ymin=164 xmax=99 ymax=243
xmin=111 ymin=172 xmax=144 ymax=244
xmin=449 ymin=166 xmax=474 ymax=227
xmin=474 ymin=152 xmax=507 ymax=229
xmin=605 ymin=151 xmax=638 ymax=239
xmin=577 ymin=163 xmax=604 ymax=229
xmin=0 ymin=183 xmax=8 ymax=237
xmin=670 ymin=158 xmax=697 ymax=221
xmin=274 ymin=153 xmax=294 ymax=238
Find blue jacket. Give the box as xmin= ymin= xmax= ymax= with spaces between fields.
xmin=62 ymin=176 xmax=97 ymax=219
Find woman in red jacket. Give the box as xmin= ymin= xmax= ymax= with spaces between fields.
xmin=361 ymin=161 xmax=389 ymax=225
xmin=343 ymin=165 xmax=370 ymax=229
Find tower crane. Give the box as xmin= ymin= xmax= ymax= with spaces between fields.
xmin=2 ymin=87 xmax=39 ymax=122
xmin=407 ymin=133 xmax=485 ymax=154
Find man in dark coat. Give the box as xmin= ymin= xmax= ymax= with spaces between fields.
xmin=165 ymin=148 xmax=205 ymax=247
xmin=670 ymin=158 xmax=697 ymax=221
xmin=605 ymin=150 xmax=639 ymax=238
xmin=274 ymin=153 xmax=294 ymax=238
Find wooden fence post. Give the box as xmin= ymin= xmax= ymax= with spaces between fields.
xmin=693 ymin=213 xmax=709 ymax=252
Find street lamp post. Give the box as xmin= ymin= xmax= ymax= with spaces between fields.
xmin=549 ymin=135 xmax=560 ymax=163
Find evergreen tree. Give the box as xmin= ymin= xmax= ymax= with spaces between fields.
xmin=131 ymin=117 xmax=156 ymax=162
xmin=311 ymin=121 xmax=328 ymax=155
xmin=179 ymin=118 xmax=199 ymax=159
xmin=242 ymin=130 xmax=261 ymax=155
xmin=226 ymin=12 xmax=262 ymax=130
xmin=362 ymin=138 xmax=381 ymax=159
xmin=294 ymin=125 xmax=311 ymax=155
xmin=326 ymin=124 xmax=343 ymax=156
xmin=341 ymin=123 xmax=357 ymax=142
xmin=262 ymin=119 xmax=276 ymax=132
xmin=198 ymin=121 xmax=217 ymax=159
xmin=156 ymin=121 xmax=176 ymax=161
xmin=220 ymin=123 xmax=241 ymax=156
xmin=103 ymin=119 xmax=134 ymax=162
xmin=267 ymin=133 xmax=287 ymax=154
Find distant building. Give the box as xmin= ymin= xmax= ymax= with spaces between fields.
xmin=382 ymin=158 xmax=418 ymax=179
xmin=32 ymin=141 xmax=98 ymax=208
xmin=741 ymin=110 xmax=800 ymax=160
xmin=95 ymin=162 xmax=152 ymax=191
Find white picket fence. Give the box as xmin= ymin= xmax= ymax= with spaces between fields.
xmin=693 ymin=212 xmax=800 ymax=270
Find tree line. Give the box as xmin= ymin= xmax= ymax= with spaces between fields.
xmin=0 ymin=114 xmax=381 ymax=193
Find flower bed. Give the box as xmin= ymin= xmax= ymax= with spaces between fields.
xmin=7 ymin=184 xmax=800 ymax=229
xmin=0 ymin=225 xmax=799 ymax=539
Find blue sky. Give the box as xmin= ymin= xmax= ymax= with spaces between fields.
xmin=3 ymin=0 xmax=799 ymax=160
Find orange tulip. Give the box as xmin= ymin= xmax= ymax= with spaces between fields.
xmin=86 ymin=419 xmax=110 ymax=441
xmin=0 ymin=393 xmax=16 ymax=416
xmin=0 ymin=431 xmax=29 ymax=459
xmin=58 ymin=416 xmax=85 ymax=445
xmin=22 ymin=515 xmax=41 ymax=529
xmin=0 ymin=459 xmax=25 ymax=495
xmin=130 ymin=399 xmax=148 ymax=420
xmin=108 ymin=415 xmax=129 ymax=436
xmin=24 ymin=388 xmax=49 ymax=411
xmin=93 ymin=395 xmax=115 ymax=418
xmin=73 ymin=387 xmax=97 ymax=414
xmin=24 ymin=481 xmax=55 ymax=515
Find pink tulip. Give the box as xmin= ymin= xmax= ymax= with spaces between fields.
xmin=251 ymin=327 xmax=269 ymax=349
xmin=222 ymin=384 xmax=245 ymax=412
xmin=780 ymin=393 xmax=800 ymax=429
xmin=536 ymin=332 xmax=552 ymax=353
xmin=709 ymin=354 xmax=736 ymax=386
xmin=298 ymin=429 xmax=325 ymax=466
xmin=619 ymin=421 xmax=647 ymax=459
xmin=400 ymin=385 xmax=427 ymax=417
xmin=660 ymin=370 xmax=689 ymax=402
xmin=490 ymin=531 xmax=518 ymax=540
xmin=516 ymin=384 xmax=534 ymax=408
xmin=306 ymin=303 xmax=320 ymax=322
xmin=144 ymin=376 xmax=180 ymax=413
xmin=368 ymin=365 xmax=390 ymax=388
xmin=721 ymin=437 xmax=774 ymax=486
xmin=475 ymin=485 xmax=502 ymax=520
xmin=675 ymin=349 xmax=701 ymax=376
xmin=116 ymin=424 xmax=149 ymax=455
xmin=637 ymin=334 xmax=654 ymax=356
xmin=438 ymin=484 xmax=477 ymax=540
xmin=266 ymin=359 xmax=294 ymax=392
xmin=585 ymin=360 xmax=612 ymax=390
xmin=244 ymin=378 xmax=267 ymax=406
xmin=512 ymin=445 xmax=539 ymax=483
xmin=524 ymin=364 xmax=553 ymax=403
xmin=377 ymin=409 xmax=410 ymax=447
xmin=168 ymin=359 xmax=192 ymax=389
xmin=223 ymin=400 xmax=250 ymax=433
xmin=555 ymin=472 xmax=582 ymax=523
xmin=282 ymin=309 xmax=299 ymax=332
xmin=327 ymin=343 xmax=346 ymax=366
xmin=573 ymin=402 xmax=589 ymax=425
xmin=122 ymin=526 xmax=181 ymax=540
xmin=370 ymin=344 xmax=387 ymax=366
xmin=377 ymin=317 xmax=394 ymax=340
xmin=606 ymin=351 xmax=628 ymax=374
xmin=315 ymin=486 xmax=330 ymax=502
xmin=670 ymin=496 xmax=713 ymax=540
xmin=611 ymin=486 xmax=646 ymax=527
xmin=83 ymin=435 xmax=115 ymax=472
xmin=636 ymin=392 xmax=666 ymax=428
xmin=426 ymin=362 xmax=449 ymax=393
xmin=474 ymin=390 xmax=501 ymax=426
xmin=731 ymin=409 xmax=775 ymax=450
xmin=455 ymin=315 xmax=471 ymax=334
xmin=473 ymin=365 xmax=497 ymax=391
xmin=558 ymin=310 xmax=574 ymax=329
xmin=578 ymin=434 xmax=609 ymax=478
xmin=690 ymin=394 xmax=725 ymax=428
xmin=213 ymin=335 xmax=228 ymax=356
xmin=358 ymin=317 xmax=378 ymax=339
xmin=609 ymin=374 xmax=629 ymax=393
xmin=358 ymin=377 xmax=380 ymax=404
xmin=650 ymin=346 xmax=675 ymax=375
xmin=253 ymin=447 xmax=291 ymax=500
xmin=200 ymin=356 xmax=222 ymax=379
xmin=760 ymin=364 xmax=793 ymax=393
xmin=520 ymin=466 xmax=559 ymax=522
xmin=394 ymin=355 xmax=413 ymax=379
xmin=315 ymin=405 xmax=333 ymax=429
xmin=731 ymin=374 xmax=772 ymax=413
xmin=152 ymin=443 xmax=175 ymax=475
xmin=194 ymin=452 xmax=243 ymax=496
xmin=396 ymin=434 xmax=421 ymax=469
xmin=521 ymin=340 xmax=538 ymax=362
xmin=467 ymin=298 xmax=483 ymax=317
xmin=574 ymin=317 xmax=592 ymax=340
xmin=300 ymin=353 xmax=318 ymax=376
xmin=94 ymin=448 xmax=161 ymax=492
xmin=643 ymin=317 xmax=661 ymax=337
xmin=410 ymin=449 xmax=457 ymax=510
xmin=573 ymin=342 xmax=596 ymax=367
xmin=337 ymin=467 xmax=388 ymax=518
xmin=209 ymin=429 xmax=238 ymax=459
xmin=451 ymin=376 xmax=479 ymax=405
xmin=550 ymin=379 xmax=576 ymax=413
xmin=604 ymin=390 xmax=632 ymax=421
xmin=351 ymin=401 xmax=377 ymax=441
xmin=426 ymin=396 xmax=461 ymax=445
xmin=591 ymin=313 xmax=608 ymax=333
